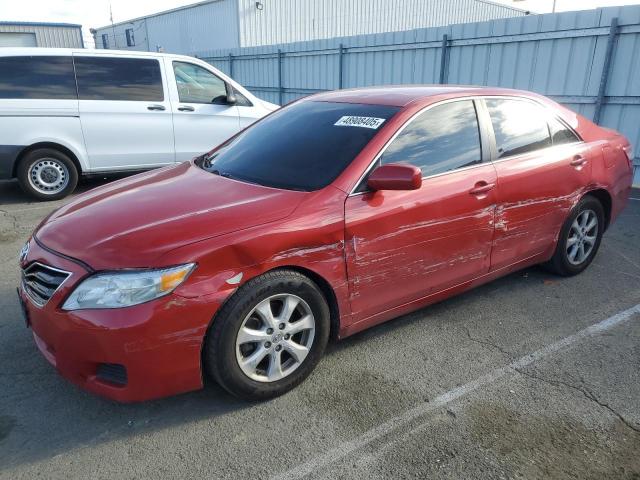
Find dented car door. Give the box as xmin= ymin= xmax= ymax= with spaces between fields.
xmin=344 ymin=99 xmax=497 ymax=322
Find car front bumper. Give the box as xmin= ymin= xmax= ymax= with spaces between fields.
xmin=19 ymin=238 xmax=222 ymax=403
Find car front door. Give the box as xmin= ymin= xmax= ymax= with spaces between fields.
xmin=167 ymin=60 xmax=240 ymax=162
xmin=74 ymin=55 xmax=175 ymax=170
xmin=344 ymin=99 xmax=497 ymax=322
xmin=483 ymin=97 xmax=595 ymax=271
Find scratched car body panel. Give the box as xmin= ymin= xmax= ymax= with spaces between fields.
xmin=18 ymin=85 xmax=633 ymax=401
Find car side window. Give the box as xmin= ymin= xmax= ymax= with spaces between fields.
xmin=173 ymin=61 xmax=228 ymax=104
xmin=486 ymin=98 xmax=552 ymax=158
xmin=74 ymin=56 xmax=164 ymax=101
xmin=549 ymin=117 xmax=580 ymax=145
xmin=0 ymin=56 xmax=76 ymax=100
xmin=380 ymin=100 xmax=482 ymax=177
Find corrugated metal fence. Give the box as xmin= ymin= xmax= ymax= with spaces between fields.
xmin=198 ymin=5 xmax=640 ymax=184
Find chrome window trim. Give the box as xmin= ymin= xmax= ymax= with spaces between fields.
xmin=348 ymin=94 xmax=585 ymax=196
xmin=21 ymin=262 xmax=72 ymax=308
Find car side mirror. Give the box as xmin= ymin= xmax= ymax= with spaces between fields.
xmin=367 ymin=163 xmax=422 ymax=191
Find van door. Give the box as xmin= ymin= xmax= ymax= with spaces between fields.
xmin=74 ymin=54 xmax=175 ymax=171
xmin=165 ymin=59 xmax=240 ymax=162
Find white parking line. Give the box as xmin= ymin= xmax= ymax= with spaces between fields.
xmin=274 ymin=302 xmax=640 ymax=480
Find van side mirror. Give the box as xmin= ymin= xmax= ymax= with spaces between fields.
xmin=225 ymin=84 xmax=237 ymax=105
xmin=367 ymin=163 xmax=422 ymax=191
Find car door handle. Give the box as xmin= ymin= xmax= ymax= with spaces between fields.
xmin=570 ymin=155 xmax=587 ymax=167
xmin=469 ymin=181 xmax=496 ymax=195
xmin=147 ymin=104 xmax=166 ymax=111
xmin=178 ymin=106 xmax=195 ymax=112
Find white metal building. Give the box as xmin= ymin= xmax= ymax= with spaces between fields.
xmin=0 ymin=22 xmax=84 ymax=48
xmin=93 ymin=0 xmax=527 ymax=54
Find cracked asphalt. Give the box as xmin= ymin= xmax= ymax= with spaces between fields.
xmin=1 ymin=177 xmax=639 ymax=479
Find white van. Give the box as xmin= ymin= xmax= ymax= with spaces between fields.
xmin=0 ymin=48 xmax=278 ymax=200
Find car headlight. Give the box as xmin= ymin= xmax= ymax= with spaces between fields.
xmin=62 ymin=263 xmax=196 ymax=311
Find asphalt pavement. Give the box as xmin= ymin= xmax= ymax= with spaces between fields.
xmin=1 ymin=177 xmax=639 ymax=479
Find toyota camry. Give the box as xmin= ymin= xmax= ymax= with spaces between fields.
xmin=18 ymin=86 xmax=634 ymax=401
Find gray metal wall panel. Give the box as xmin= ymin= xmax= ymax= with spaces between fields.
xmin=0 ymin=24 xmax=82 ymax=48
xmin=199 ymin=5 xmax=640 ymax=185
xmin=236 ymin=0 xmax=525 ymax=47
xmin=94 ymin=0 xmax=239 ymax=53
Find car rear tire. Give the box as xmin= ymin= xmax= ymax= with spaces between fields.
xmin=545 ymin=195 xmax=604 ymax=276
xmin=17 ymin=148 xmax=78 ymax=201
xmin=204 ymin=270 xmax=330 ymax=400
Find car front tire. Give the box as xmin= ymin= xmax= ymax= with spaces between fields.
xmin=17 ymin=148 xmax=79 ymax=201
xmin=546 ymin=194 xmax=605 ymax=276
xmin=204 ymin=270 xmax=330 ymax=400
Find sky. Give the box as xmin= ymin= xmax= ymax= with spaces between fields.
xmin=1 ymin=0 xmax=639 ymax=48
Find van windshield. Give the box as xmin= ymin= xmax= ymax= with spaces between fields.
xmin=199 ymin=101 xmax=400 ymax=191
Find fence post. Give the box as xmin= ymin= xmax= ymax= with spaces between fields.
xmin=228 ymin=53 xmax=233 ymax=78
xmin=439 ymin=33 xmax=449 ymax=84
xmin=593 ymin=17 xmax=619 ymax=125
xmin=338 ymin=43 xmax=345 ymax=89
xmin=277 ymin=49 xmax=284 ymax=105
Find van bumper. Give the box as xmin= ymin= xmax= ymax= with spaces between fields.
xmin=0 ymin=145 xmax=23 ymax=179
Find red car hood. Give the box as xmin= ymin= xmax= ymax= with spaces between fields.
xmin=36 ymin=162 xmax=306 ymax=270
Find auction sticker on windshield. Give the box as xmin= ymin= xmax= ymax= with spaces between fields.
xmin=334 ymin=116 xmax=386 ymax=129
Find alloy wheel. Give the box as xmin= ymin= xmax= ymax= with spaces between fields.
xmin=566 ymin=209 xmax=598 ymax=265
xmin=235 ymin=294 xmax=316 ymax=382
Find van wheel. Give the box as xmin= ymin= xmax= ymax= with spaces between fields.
xmin=545 ymin=195 xmax=604 ymax=276
xmin=204 ymin=270 xmax=330 ymax=400
xmin=17 ymin=148 xmax=78 ymax=201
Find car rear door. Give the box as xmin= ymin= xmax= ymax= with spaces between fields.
xmin=165 ymin=59 xmax=240 ymax=162
xmin=74 ymin=54 xmax=175 ymax=171
xmin=344 ymin=99 xmax=497 ymax=322
xmin=482 ymin=97 xmax=595 ymax=271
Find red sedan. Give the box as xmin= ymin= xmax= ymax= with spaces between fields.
xmin=18 ymin=86 xmax=634 ymax=401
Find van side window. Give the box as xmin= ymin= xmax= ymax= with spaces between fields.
xmin=173 ymin=62 xmax=228 ymax=104
xmin=486 ymin=99 xmax=551 ymax=158
xmin=380 ymin=100 xmax=482 ymax=177
xmin=74 ymin=57 xmax=164 ymax=101
xmin=0 ymin=56 xmax=76 ymax=100
xmin=549 ymin=117 xmax=580 ymax=145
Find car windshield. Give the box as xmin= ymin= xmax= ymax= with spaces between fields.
xmin=200 ymin=100 xmax=400 ymax=191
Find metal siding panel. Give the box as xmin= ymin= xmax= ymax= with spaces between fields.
xmin=235 ymin=0 xmax=524 ymax=48
xmin=197 ymin=5 xmax=639 ymax=185
xmin=96 ymin=0 xmax=238 ymax=53
xmin=0 ymin=25 xmax=83 ymax=48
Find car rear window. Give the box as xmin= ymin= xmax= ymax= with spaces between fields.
xmin=0 ymin=56 xmax=76 ymax=99
xmin=202 ymin=101 xmax=400 ymax=191
xmin=486 ymin=98 xmax=552 ymax=158
xmin=74 ymin=56 xmax=164 ymax=101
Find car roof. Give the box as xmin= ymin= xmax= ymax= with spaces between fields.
xmin=308 ymin=85 xmax=540 ymax=107
xmin=0 ymin=47 xmax=199 ymax=62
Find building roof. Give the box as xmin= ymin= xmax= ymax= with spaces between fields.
xmin=0 ymin=21 xmax=82 ymax=29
